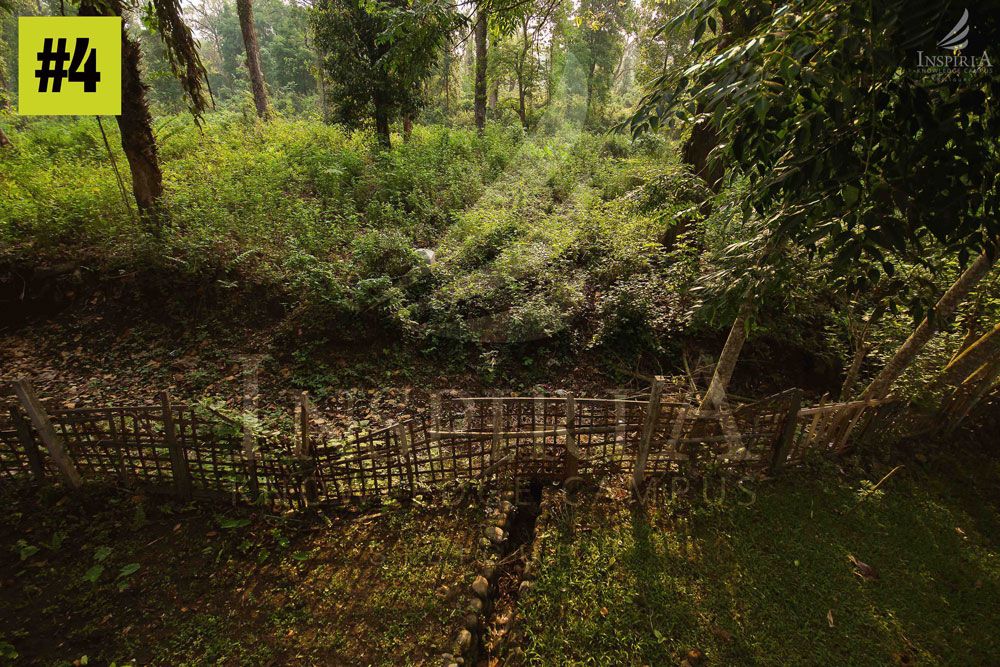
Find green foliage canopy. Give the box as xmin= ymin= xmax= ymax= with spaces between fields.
xmin=631 ymin=0 xmax=1000 ymax=290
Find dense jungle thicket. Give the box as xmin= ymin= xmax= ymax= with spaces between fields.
xmin=2 ymin=0 xmax=998 ymax=420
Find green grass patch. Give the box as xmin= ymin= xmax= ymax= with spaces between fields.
xmin=518 ymin=453 xmax=1000 ymax=665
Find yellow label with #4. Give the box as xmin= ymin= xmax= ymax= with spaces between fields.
xmin=18 ymin=17 xmax=121 ymax=116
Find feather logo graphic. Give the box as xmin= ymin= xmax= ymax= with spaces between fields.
xmin=937 ymin=9 xmax=970 ymax=51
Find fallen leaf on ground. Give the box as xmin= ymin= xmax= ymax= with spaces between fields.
xmin=848 ymin=554 xmax=879 ymax=581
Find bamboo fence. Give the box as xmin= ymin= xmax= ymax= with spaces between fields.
xmin=0 ymin=378 xmax=935 ymax=507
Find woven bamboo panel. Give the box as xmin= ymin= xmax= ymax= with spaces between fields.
xmin=49 ymin=406 xmax=175 ymax=488
xmin=572 ymin=399 xmax=645 ymax=478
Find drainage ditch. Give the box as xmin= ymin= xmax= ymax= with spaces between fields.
xmin=476 ymin=479 xmax=543 ymax=665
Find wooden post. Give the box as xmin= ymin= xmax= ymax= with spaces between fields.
xmin=298 ymin=392 xmax=317 ymax=503
xmin=564 ymin=395 xmax=579 ymax=481
xmin=491 ymin=398 xmax=502 ymax=465
xmin=395 ymin=422 xmax=416 ymax=496
xmin=159 ymin=392 xmax=192 ymax=499
xmin=769 ymin=389 xmax=803 ymax=475
xmin=632 ymin=376 xmax=665 ymax=497
xmin=9 ymin=405 xmax=46 ymax=483
xmin=11 ymin=380 xmax=82 ymax=488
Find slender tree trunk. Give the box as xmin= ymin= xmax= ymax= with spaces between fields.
xmin=403 ymin=115 xmax=413 ymax=142
xmin=0 ymin=127 xmax=10 ymax=148
xmin=701 ymin=299 xmax=754 ymax=410
xmin=585 ymin=60 xmax=596 ymax=125
xmin=474 ymin=5 xmax=488 ymax=133
xmin=937 ymin=321 xmax=1000 ymax=387
xmin=941 ymin=355 xmax=1000 ymax=433
xmin=859 ymin=242 xmax=999 ymax=401
xmin=839 ymin=305 xmax=885 ymax=400
xmin=443 ymin=41 xmax=452 ymax=115
xmin=79 ymin=0 xmax=163 ymax=229
xmin=236 ymin=0 xmax=270 ymax=119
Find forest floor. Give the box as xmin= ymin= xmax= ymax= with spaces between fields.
xmin=0 ymin=486 xmax=482 ymax=666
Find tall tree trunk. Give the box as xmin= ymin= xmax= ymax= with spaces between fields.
xmin=403 ymin=115 xmax=413 ymax=142
xmin=701 ymin=299 xmax=754 ymax=410
xmin=118 ymin=34 xmax=164 ymax=224
xmin=0 ymin=127 xmax=10 ymax=148
xmin=682 ymin=7 xmax=765 ymax=191
xmin=517 ymin=81 xmax=527 ymax=128
xmin=313 ymin=40 xmax=328 ymax=121
xmin=859 ymin=242 xmax=999 ymax=401
xmin=373 ymin=95 xmax=391 ymax=149
xmin=682 ymin=111 xmax=724 ymax=191
xmin=236 ymin=0 xmax=270 ymax=119
xmin=474 ymin=5 xmax=488 ymax=133
xmin=516 ymin=19 xmax=529 ymax=129
xmin=79 ymin=0 xmax=164 ymax=228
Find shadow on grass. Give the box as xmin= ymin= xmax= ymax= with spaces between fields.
xmin=518 ymin=452 xmax=1000 ymax=666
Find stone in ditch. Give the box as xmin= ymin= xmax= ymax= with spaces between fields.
xmin=468 ymin=596 xmax=484 ymax=614
xmin=464 ymin=612 xmax=479 ymax=631
xmin=486 ymin=526 xmax=506 ymax=544
xmin=472 ymin=575 xmax=490 ymax=598
xmin=456 ymin=628 xmax=473 ymax=652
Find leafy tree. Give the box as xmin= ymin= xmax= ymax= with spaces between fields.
xmin=236 ymin=0 xmax=271 ymax=118
xmin=312 ymin=0 xmax=459 ymax=147
xmin=79 ymin=0 xmax=210 ymax=229
xmin=569 ymin=0 xmax=629 ymax=127
xmin=632 ymin=0 xmax=1000 ymax=407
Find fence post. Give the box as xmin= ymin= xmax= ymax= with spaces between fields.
xmin=632 ymin=376 xmax=665 ymax=497
xmin=159 ymin=392 xmax=192 ymax=499
xmin=297 ymin=392 xmax=318 ymax=503
xmin=564 ymin=395 xmax=579 ymax=482
xmin=769 ymin=389 xmax=803 ymax=475
xmin=9 ymin=405 xmax=46 ymax=483
xmin=10 ymin=379 xmax=82 ymax=489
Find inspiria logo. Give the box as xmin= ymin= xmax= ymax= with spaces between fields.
xmin=916 ymin=8 xmax=992 ymax=70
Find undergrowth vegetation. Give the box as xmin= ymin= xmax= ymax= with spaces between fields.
xmin=2 ymin=115 xmax=997 ymax=404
